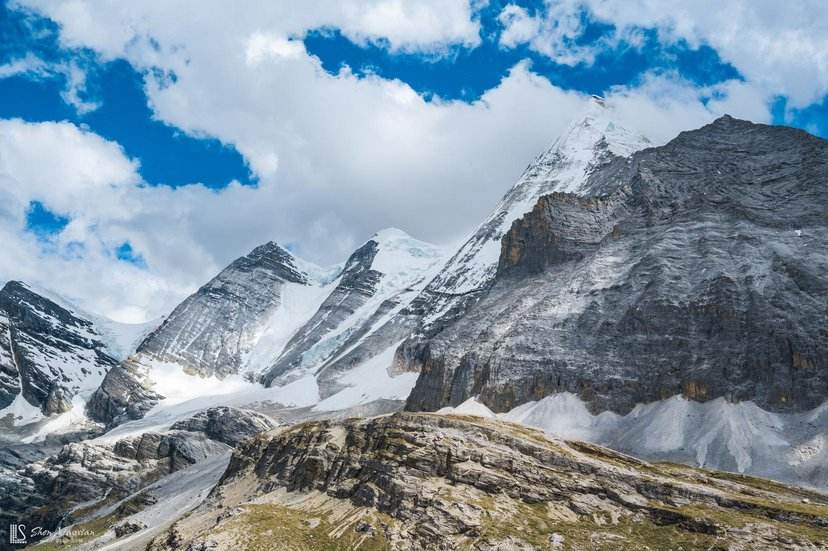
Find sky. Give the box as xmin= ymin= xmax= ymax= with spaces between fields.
xmin=0 ymin=0 xmax=826 ymax=322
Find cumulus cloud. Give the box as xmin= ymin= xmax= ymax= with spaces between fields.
xmin=0 ymin=120 xmax=180 ymax=321
xmin=494 ymin=0 xmax=828 ymax=108
xmin=498 ymin=5 xmax=541 ymax=49
xmin=3 ymin=0 xmax=783 ymax=322
xmin=497 ymin=2 xmax=605 ymax=66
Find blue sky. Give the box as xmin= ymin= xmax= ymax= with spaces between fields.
xmin=0 ymin=0 xmax=826 ymax=320
xmin=0 ymin=4 xmax=253 ymax=190
xmin=2 ymin=0 xmax=823 ymax=209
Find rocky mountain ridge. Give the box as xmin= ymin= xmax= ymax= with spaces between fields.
xmin=145 ymin=413 xmax=828 ymax=551
xmin=404 ymin=115 xmax=828 ymax=417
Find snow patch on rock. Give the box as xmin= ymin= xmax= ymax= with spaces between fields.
xmin=500 ymin=392 xmax=828 ymax=488
xmin=314 ymin=341 xmax=418 ymax=411
xmin=437 ymin=397 xmax=497 ymax=419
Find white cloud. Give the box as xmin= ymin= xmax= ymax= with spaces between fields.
xmin=495 ymin=0 xmax=828 ymax=108
xmin=497 ymin=2 xmax=601 ymax=66
xmin=0 ymin=53 xmax=49 ymax=78
xmin=245 ymin=34 xmax=306 ymax=65
xmin=24 ymin=0 xmax=481 ymax=57
xmin=590 ymin=0 xmax=828 ymax=106
xmin=0 ymin=120 xmax=198 ymax=321
xmin=604 ymin=74 xmax=772 ymax=144
xmin=498 ymin=5 xmax=541 ymax=49
xmin=2 ymin=1 xmax=779 ymax=323
xmin=342 ymin=0 xmax=480 ymax=51
xmin=59 ymin=60 xmax=101 ymax=114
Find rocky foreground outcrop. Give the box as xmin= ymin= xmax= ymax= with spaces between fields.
xmin=405 ymin=115 xmax=828 ymax=415
xmin=148 ymin=413 xmax=828 ymax=551
xmin=1 ymin=407 xmax=275 ymax=546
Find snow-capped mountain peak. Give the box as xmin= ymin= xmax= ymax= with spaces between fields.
xmin=424 ymin=100 xmax=651 ymax=297
xmin=366 ymin=227 xmax=445 ymax=287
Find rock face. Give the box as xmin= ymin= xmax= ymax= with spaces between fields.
xmin=137 ymin=241 xmax=312 ymax=378
xmin=86 ymin=242 xmax=326 ymax=424
xmin=4 ymin=407 xmax=274 ymax=545
xmin=169 ymin=406 xmax=275 ymax=446
xmin=260 ymin=228 xmax=445 ymax=393
xmin=148 ymin=413 xmax=828 ymax=550
xmin=85 ymin=357 xmax=162 ymax=425
xmin=0 ymin=281 xmax=119 ymax=415
xmin=89 ymin=230 xmax=444 ymax=426
xmin=405 ymin=115 xmax=828 ymax=415
xmin=259 ymin=240 xmax=382 ymax=385
xmin=299 ymin=102 xmax=650 ymax=406
xmin=431 ymin=101 xmax=648 ymax=295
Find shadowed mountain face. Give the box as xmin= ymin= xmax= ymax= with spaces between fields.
xmin=0 ymin=282 xmax=118 ymax=415
xmin=405 ymin=116 xmax=828 ymax=415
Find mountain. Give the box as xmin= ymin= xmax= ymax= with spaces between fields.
xmin=425 ymin=98 xmax=650 ymax=300
xmin=145 ymin=413 xmax=828 ymax=551
xmin=404 ymin=115 xmax=828 ymax=416
xmin=259 ymin=228 xmax=444 ymax=394
xmin=88 ymin=230 xmax=444 ymax=425
xmin=296 ymin=99 xmax=653 ymax=404
xmin=136 ymin=241 xmax=319 ymax=378
xmin=86 ymin=241 xmax=325 ymax=425
xmin=4 ymin=108 xmax=828 ymax=549
xmin=0 ymin=281 xmax=123 ymax=418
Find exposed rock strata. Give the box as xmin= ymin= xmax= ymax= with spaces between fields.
xmin=405 ymin=116 xmax=828 ymax=415
xmin=148 ymin=413 xmax=828 ymax=550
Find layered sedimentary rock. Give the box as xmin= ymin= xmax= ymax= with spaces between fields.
xmin=86 ymin=242 xmax=323 ymax=424
xmin=312 ymin=101 xmax=651 ymax=399
xmin=260 ymin=228 xmax=445 ymax=394
xmin=137 ymin=241 xmax=312 ymax=378
xmin=405 ymin=116 xmax=828 ymax=415
xmin=148 ymin=413 xmax=828 ymax=551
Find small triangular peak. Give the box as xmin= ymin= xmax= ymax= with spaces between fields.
xmin=536 ymin=97 xmax=651 ymax=171
xmin=365 ymin=228 xmax=444 ymax=275
xmin=367 ymin=227 xmax=441 ymax=255
xmin=369 ymin=227 xmax=416 ymax=244
xmin=236 ymin=240 xmax=339 ymax=286
xmin=245 ymin=240 xmax=294 ymax=262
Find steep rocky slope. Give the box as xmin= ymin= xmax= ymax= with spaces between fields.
xmin=137 ymin=241 xmax=316 ymax=379
xmin=88 ymin=230 xmax=444 ymax=426
xmin=0 ymin=281 xmax=120 ymax=417
xmin=404 ymin=116 xmax=828 ymax=418
xmin=145 ymin=413 xmax=828 ymax=551
xmin=260 ymin=228 xmax=444 ymax=394
xmin=86 ymin=241 xmax=326 ymax=425
xmin=309 ymin=100 xmax=652 ymax=402
xmin=0 ymin=406 xmax=274 ymax=547
xmin=424 ymin=99 xmax=649 ymax=300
